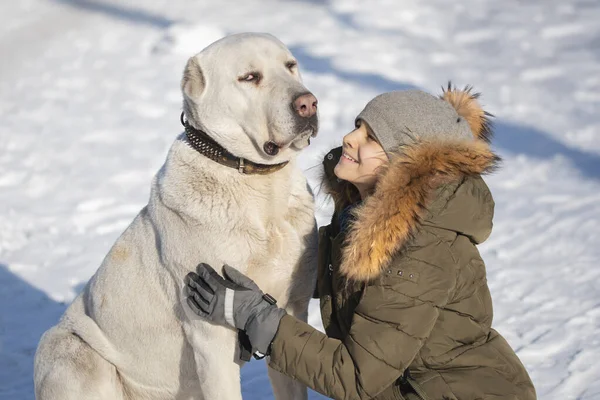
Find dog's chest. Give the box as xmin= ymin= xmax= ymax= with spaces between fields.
xmin=223 ymin=178 xmax=313 ymax=264
xmin=155 ymin=156 xmax=315 ymax=297
xmin=243 ymin=210 xmax=312 ymax=301
xmin=242 ymin=207 xmax=306 ymax=264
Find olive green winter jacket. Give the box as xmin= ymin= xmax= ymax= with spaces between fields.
xmin=267 ymin=89 xmax=536 ymax=400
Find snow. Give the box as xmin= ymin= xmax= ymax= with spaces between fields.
xmin=1 ymin=0 xmax=599 ymax=399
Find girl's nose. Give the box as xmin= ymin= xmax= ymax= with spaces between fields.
xmin=343 ymin=130 xmax=358 ymax=149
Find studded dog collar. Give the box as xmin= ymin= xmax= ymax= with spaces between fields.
xmin=181 ymin=113 xmax=288 ymax=175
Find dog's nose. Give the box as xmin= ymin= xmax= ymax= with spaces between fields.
xmin=293 ymin=93 xmax=317 ymax=118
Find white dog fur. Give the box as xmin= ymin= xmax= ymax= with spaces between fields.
xmin=34 ymin=33 xmax=318 ymax=400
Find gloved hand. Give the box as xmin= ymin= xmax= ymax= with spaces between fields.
xmin=184 ymin=263 xmax=287 ymax=354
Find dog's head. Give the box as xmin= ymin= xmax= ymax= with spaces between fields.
xmin=181 ymin=33 xmax=318 ymax=164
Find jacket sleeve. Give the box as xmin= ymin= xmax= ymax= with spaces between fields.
xmin=268 ymin=255 xmax=456 ymax=400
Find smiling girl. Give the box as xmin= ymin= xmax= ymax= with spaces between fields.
xmin=185 ymin=85 xmax=536 ymax=400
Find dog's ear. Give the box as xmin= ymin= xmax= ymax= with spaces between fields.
xmin=181 ymin=57 xmax=205 ymax=100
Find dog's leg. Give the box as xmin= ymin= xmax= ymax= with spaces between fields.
xmin=183 ymin=320 xmax=243 ymax=400
xmin=34 ymin=327 xmax=125 ymax=400
xmin=267 ymin=300 xmax=309 ymax=400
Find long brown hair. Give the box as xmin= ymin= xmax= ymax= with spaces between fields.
xmin=331 ymin=180 xmax=361 ymax=213
xmin=318 ymin=147 xmax=362 ymax=214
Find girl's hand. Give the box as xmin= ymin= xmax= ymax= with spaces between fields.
xmin=184 ymin=264 xmax=286 ymax=354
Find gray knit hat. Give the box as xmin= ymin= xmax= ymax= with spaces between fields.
xmin=356 ymin=90 xmax=474 ymax=156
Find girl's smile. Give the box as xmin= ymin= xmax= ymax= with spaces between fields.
xmin=334 ymin=120 xmax=388 ymax=198
xmin=340 ymin=151 xmax=358 ymax=163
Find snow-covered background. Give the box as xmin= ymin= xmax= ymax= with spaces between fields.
xmin=1 ymin=0 xmax=599 ymax=398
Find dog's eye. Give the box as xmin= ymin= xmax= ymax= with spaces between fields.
xmin=239 ymin=72 xmax=261 ymax=83
xmin=286 ymin=61 xmax=297 ymax=71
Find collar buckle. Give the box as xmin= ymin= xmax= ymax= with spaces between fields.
xmin=238 ymin=158 xmax=245 ymax=174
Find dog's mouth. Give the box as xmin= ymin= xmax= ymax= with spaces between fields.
xmin=263 ymin=122 xmax=317 ymax=156
xmin=290 ymin=127 xmax=316 ymax=150
xmin=289 ymin=118 xmax=318 ymax=150
xmin=297 ymin=116 xmax=319 ymax=139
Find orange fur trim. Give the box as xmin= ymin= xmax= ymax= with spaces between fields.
xmin=339 ymin=139 xmax=500 ymax=282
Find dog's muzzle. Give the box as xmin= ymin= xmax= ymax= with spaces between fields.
xmin=291 ymin=91 xmax=319 ymax=138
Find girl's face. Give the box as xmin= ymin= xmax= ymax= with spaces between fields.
xmin=334 ymin=120 xmax=388 ymax=197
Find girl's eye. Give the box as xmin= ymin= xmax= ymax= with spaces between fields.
xmin=367 ymin=134 xmax=376 ymax=141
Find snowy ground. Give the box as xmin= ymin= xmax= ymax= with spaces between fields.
xmin=1 ymin=0 xmax=599 ymax=399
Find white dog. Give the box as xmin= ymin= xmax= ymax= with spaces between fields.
xmin=34 ymin=33 xmax=319 ymax=400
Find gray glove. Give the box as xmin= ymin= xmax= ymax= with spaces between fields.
xmin=184 ymin=263 xmax=286 ymax=354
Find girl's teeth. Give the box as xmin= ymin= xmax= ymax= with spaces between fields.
xmin=344 ymin=154 xmax=357 ymax=163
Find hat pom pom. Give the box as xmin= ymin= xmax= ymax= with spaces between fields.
xmin=441 ymin=82 xmax=493 ymax=143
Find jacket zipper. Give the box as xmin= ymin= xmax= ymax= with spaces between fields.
xmin=328 ymin=234 xmax=333 ymax=275
xmin=407 ymin=377 xmax=429 ymax=400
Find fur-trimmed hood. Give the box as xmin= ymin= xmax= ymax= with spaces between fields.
xmin=322 ymin=85 xmax=500 ymax=282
